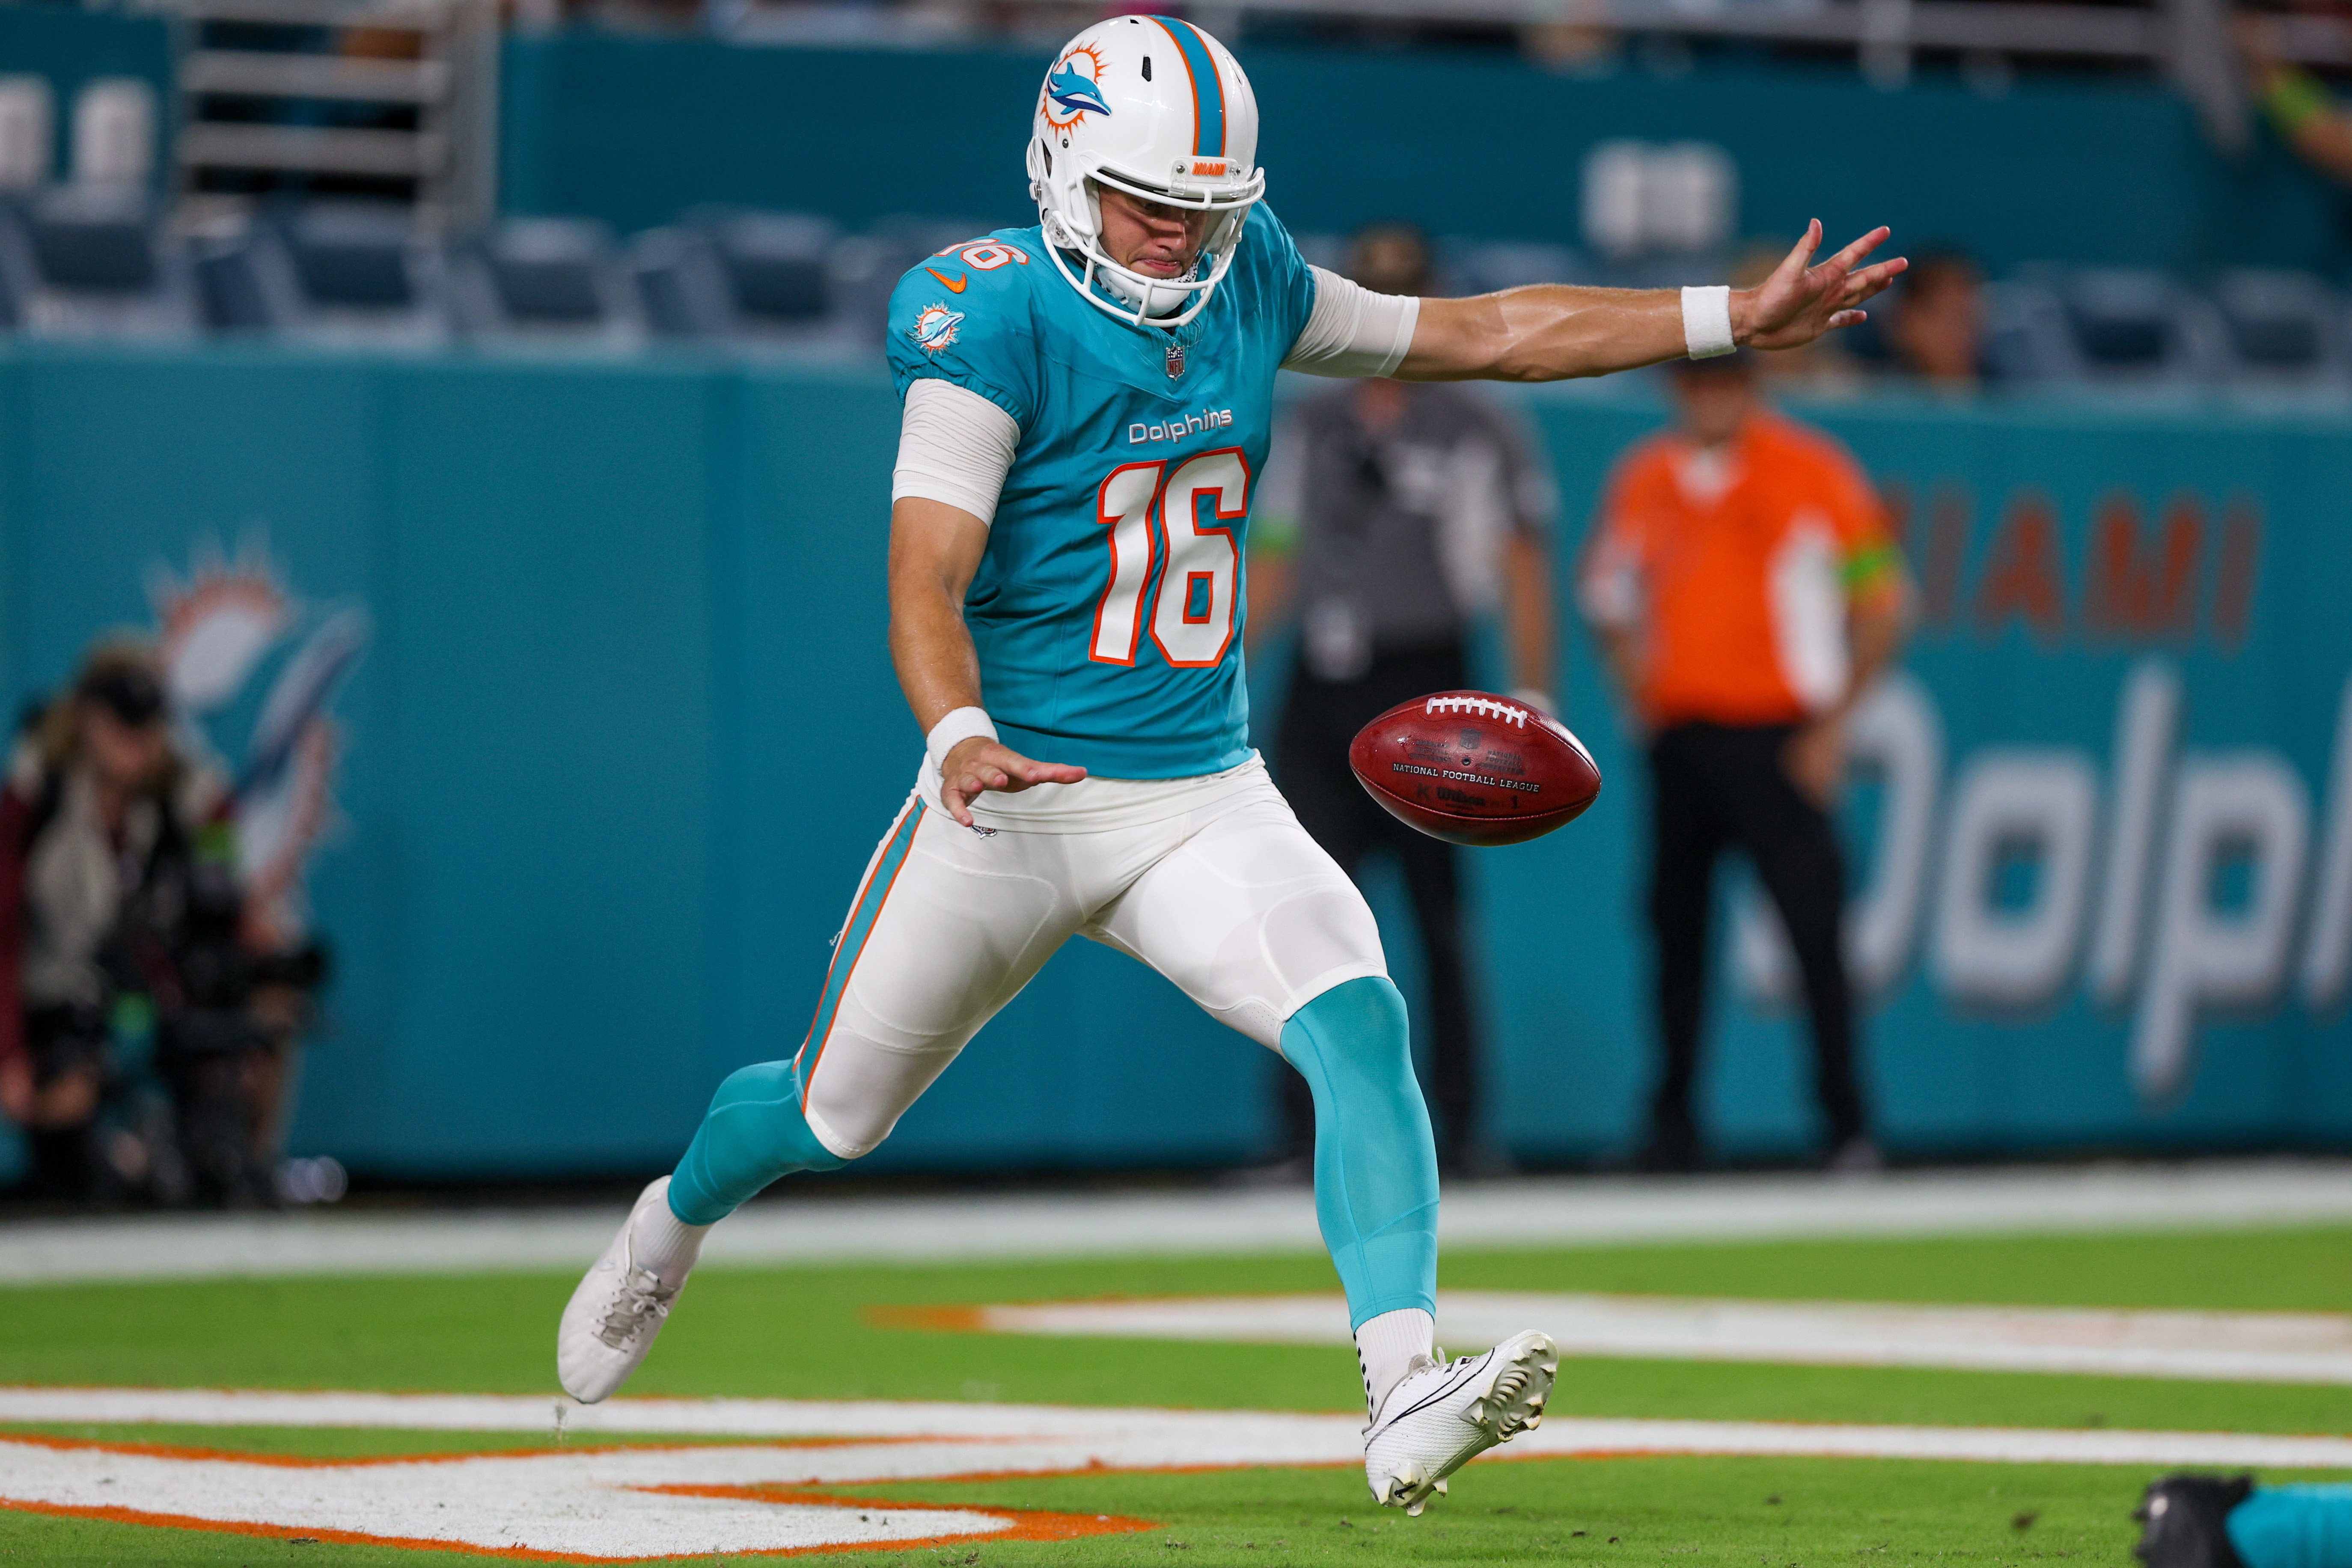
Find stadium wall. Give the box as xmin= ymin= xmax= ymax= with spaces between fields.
xmin=495 ymin=35 xmax=2351 ymax=278
xmin=0 ymin=345 xmax=2346 ymax=1178
xmin=0 ymin=6 xmax=173 ymax=192
xmin=5 ymin=13 xmax=2342 ymax=276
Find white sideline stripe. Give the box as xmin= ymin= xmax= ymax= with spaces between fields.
xmin=976 ymin=1292 xmax=2352 ymax=1385
xmin=4 ymin=1159 xmax=2352 ymax=1284
xmin=3 ymin=1387 xmax=2352 ymax=1473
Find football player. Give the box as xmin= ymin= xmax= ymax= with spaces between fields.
xmin=2134 ymin=1475 xmax=2352 ymax=1568
xmin=560 ymin=15 xmax=1903 ymax=1514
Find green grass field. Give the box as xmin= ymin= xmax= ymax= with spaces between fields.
xmin=2 ymin=1224 xmax=2347 ymax=1566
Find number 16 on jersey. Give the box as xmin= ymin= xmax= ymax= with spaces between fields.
xmin=1089 ymin=449 xmax=1250 ymax=670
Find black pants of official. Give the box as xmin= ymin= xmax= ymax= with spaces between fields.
xmin=1647 ymin=721 xmax=1867 ymax=1149
xmin=1274 ymin=642 xmax=1481 ymax=1165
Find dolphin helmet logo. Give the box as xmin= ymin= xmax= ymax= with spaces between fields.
xmin=1044 ymin=45 xmax=1112 ymax=128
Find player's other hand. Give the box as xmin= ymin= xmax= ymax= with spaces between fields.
xmin=1735 ymin=221 xmax=1906 ymax=351
xmin=1781 ymin=714 xmax=1845 ymax=809
xmin=939 ymin=737 xmax=1087 ymax=827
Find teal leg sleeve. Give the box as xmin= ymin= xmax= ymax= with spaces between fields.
xmin=1279 ymin=976 xmax=1439 ymax=1330
xmin=667 ymin=1057 xmax=847 ymax=1226
xmin=2228 ymin=1487 xmax=2352 ymax=1568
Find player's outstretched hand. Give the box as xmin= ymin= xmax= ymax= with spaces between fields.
xmin=939 ymin=737 xmax=1088 ymax=827
xmin=1736 ymin=221 xmax=1906 ymax=351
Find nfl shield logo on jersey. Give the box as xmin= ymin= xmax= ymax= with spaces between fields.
xmin=1166 ymin=342 xmax=1186 ymax=380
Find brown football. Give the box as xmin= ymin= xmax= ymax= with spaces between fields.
xmin=1347 ymin=690 xmax=1603 ymax=847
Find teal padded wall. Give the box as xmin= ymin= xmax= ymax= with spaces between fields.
xmin=1 ymin=343 xmax=2347 ymax=1178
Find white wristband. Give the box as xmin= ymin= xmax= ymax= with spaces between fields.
xmin=1682 ymin=285 xmax=1736 ymax=359
xmin=926 ymin=706 xmax=998 ymax=773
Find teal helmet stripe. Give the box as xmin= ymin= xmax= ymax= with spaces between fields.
xmin=1148 ymin=15 xmax=1225 ymax=158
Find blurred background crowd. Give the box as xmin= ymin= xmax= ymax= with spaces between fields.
xmin=3 ymin=0 xmax=2352 ymax=386
xmin=3 ymin=0 xmax=2350 ymax=1208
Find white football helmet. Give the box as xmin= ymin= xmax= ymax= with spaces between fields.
xmin=1024 ymin=15 xmax=1267 ymax=327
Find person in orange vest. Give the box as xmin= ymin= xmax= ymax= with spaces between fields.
xmin=1579 ymin=351 xmax=1912 ymax=1172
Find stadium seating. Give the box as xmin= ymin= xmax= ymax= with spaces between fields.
xmin=0 ymin=182 xmax=193 ymax=338
xmin=194 ymin=203 xmax=451 ymax=346
xmin=1289 ymin=232 xmax=1347 ymax=275
xmin=2213 ymin=269 xmax=2352 ymax=390
xmin=0 ymin=75 xmax=54 ymax=192
xmin=829 ymin=214 xmax=996 ymax=343
xmin=448 ymin=217 xmax=643 ymax=348
xmin=1442 ymin=240 xmax=1588 ymax=297
xmin=1986 ymin=267 xmax=2230 ymax=389
xmin=630 ymin=208 xmax=853 ymax=348
xmin=5 ymin=187 xmax=2352 ymax=399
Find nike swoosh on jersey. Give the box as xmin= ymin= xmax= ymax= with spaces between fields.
xmin=925 ymin=268 xmax=968 ymax=293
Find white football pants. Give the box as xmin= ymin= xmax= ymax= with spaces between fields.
xmin=797 ymin=758 xmax=1389 ymax=1159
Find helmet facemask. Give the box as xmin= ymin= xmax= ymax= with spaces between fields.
xmin=1029 ymin=141 xmax=1263 ymax=327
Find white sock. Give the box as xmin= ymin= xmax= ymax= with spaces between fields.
xmin=629 ymin=1178 xmax=711 ymax=1279
xmin=1355 ymin=1307 xmax=1436 ymax=1420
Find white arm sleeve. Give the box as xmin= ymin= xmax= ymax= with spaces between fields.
xmin=891 ymin=378 xmax=1021 ymax=527
xmin=1281 ymin=266 xmax=1421 ymax=379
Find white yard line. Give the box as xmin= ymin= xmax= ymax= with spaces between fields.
xmin=972 ymin=1291 xmax=2352 ymax=1385
xmin=5 ymin=1387 xmax=2349 ymax=1559
xmin=3 ymin=1386 xmax=2351 ymax=1472
xmin=3 ymin=1158 xmax=2349 ymax=1285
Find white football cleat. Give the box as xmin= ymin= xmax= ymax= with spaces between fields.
xmin=1364 ymin=1330 xmax=1558 ymax=1514
xmin=557 ymin=1177 xmax=695 ymax=1404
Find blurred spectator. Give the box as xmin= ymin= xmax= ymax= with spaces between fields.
xmin=1579 ymin=354 xmax=1911 ymax=1173
xmin=2239 ymin=12 xmax=2352 ymax=184
xmin=1884 ymin=250 xmax=1989 ymax=389
xmin=569 ymin=0 xmax=703 ymax=33
xmin=0 ymin=640 xmax=320 ymax=1204
xmin=1524 ymin=8 xmax=1620 ymax=75
xmin=1249 ymin=222 xmax=1557 ymax=1176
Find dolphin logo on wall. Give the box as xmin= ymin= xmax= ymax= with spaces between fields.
xmin=150 ymin=537 xmax=369 ymax=946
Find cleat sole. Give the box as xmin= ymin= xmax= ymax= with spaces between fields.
xmin=1364 ymin=1330 xmax=1561 ymax=1515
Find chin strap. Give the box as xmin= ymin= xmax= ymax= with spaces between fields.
xmin=1043 ymin=235 xmax=1225 ymax=329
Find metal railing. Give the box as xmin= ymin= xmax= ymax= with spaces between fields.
xmin=145 ymin=0 xmax=497 ymax=231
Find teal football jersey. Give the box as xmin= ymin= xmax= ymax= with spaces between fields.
xmin=886 ymin=205 xmax=1319 ymax=780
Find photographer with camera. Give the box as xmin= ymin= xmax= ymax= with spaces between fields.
xmin=0 ymin=641 xmax=321 ymax=1205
